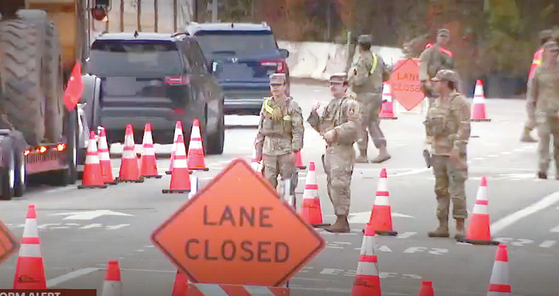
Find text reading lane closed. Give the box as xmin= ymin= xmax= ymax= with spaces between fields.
xmin=151 ymin=159 xmax=325 ymax=286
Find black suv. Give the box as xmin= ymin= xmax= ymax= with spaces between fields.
xmin=184 ymin=22 xmax=290 ymax=116
xmin=83 ymin=31 xmax=225 ymax=154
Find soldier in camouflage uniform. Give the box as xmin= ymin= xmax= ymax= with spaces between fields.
xmin=307 ymin=73 xmax=363 ymax=233
xmin=424 ymin=70 xmax=471 ymax=240
xmin=419 ymin=28 xmax=455 ymax=108
xmin=521 ymin=29 xmax=554 ymax=143
xmin=348 ymin=35 xmax=391 ymax=164
xmin=526 ymin=40 xmax=559 ymax=180
xmin=255 ymin=73 xmax=304 ymax=195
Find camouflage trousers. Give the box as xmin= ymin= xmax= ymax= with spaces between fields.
xmin=431 ymin=155 xmax=468 ymax=221
xmin=263 ymin=153 xmax=298 ymax=195
xmin=536 ymin=114 xmax=559 ymax=173
xmin=322 ymin=144 xmax=355 ymax=216
xmin=524 ymin=118 xmax=536 ymax=132
xmin=355 ymin=93 xmax=386 ymax=151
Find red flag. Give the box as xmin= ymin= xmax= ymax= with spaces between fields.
xmin=63 ymin=61 xmax=84 ymax=111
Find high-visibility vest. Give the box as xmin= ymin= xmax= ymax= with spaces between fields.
xmin=528 ymin=48 xmax=544 ymax=79
xmin=425 ymin=43 xmax=454 ymax=58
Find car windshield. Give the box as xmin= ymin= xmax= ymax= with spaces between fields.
xmin=194 ymin=31 xmax=278 ymax=58
xmin=87 ymin=41 xmax=185 ymax=77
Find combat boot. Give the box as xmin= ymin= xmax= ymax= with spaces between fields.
xmin=371 ymin=146 xmax=391 ymax=163
xmin=455 ymin=218 xmax=466 ymax=240
xmin=355 ymin=149 xmax=369 ymax=163
xmin=520 ymin=129 xmax=537 ymax=143
xmin=427 ymin=220 xmax=449 ymax=238
xmin=324 ymin=215 xmax=351 ymax=233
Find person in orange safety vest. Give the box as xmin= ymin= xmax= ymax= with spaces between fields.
xmin=521 ymin=29 xmax=554 ymax=143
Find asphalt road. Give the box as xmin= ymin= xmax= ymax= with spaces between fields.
xmin=0 ymin=82 xmax=558 ymax=296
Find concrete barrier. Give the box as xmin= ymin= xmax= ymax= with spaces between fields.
xmin=278 ymin=41 xmax=405 ymax=81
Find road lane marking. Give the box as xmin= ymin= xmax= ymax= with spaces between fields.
xmin=46 ymin=268 xmax=100 ymax=287
xmin=540 ymin=240 xmax=556 ymax=248
xmin=490 ymin=190 xmax=559 ymax=235
xmin=550 ymin=225 xmax=559 ymax=232
xmin=106 ymin=224 xmax=130 ymax=230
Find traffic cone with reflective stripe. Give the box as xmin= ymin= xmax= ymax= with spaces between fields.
xmin=379 ymin=82 xmax=397 ymax=120
xmin=296 ymin=151 xmax=306 ymax=170
xmin=187 ymin=119 xmax=208 ymax=171
xmin=13 ymin=204 xmax=46 ymax=289
xmin=78 ymin=131 xmax=108 ymax=189
xmin=487 ymin=244 xmax=511 ymax=295
xmin=166 ymin=121 xmax=183 ymax=175
xmin=471 ymin=79 xmax=491 ymax=122
xmin=163 ymin=134 xmax=191 ymax=193
xmin=139 ymin=123 xmax=161 ymax=179
xmin=101 ymin=260 xmax=123 ymax=296
xmin=350 ymin=226 xmax=381 ymax=296
xmin=458 ymin=176 xmax=499 ymax=245
xmin=299 ymin=162 xmax=330 ymax=228
xmin=172 ymin=270 xmax=189 ymax=296
xmin=97 ymin=127 xmax=117 ymax=185
xmin=418 ymin=281 xmax=435 ymax=296
xmin=365 ymin=168 xmax=397 ymax=236
xmin=117 ymin=124 xmax=143 ymax=183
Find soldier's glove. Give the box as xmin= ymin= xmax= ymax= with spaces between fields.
xmin=423 ymin=149 xmax=431 ymax=168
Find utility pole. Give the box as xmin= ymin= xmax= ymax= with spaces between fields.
xmin=211 ymin=0 xmax=218 ymax=22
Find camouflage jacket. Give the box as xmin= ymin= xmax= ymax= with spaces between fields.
xmin=255 ymin=96 xmax=304 ymax=156
xmin=418 ymin=45 xmax=455 ymax=82
xmin=424 ymin=90 xmax=471 ymax=155
xmin=307 ymin=95 xmax=363 ymax=147
xmin=348 ymin=51 xmax=390 ymax=94
xmin=526 ymin=64 xmax=559 ymax=118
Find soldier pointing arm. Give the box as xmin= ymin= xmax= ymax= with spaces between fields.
xmin=308 ymin=73 xmax=362 ymax=233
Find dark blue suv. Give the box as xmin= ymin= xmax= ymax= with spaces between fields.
xmin=184 ymin=22 xmax=290 ymax=115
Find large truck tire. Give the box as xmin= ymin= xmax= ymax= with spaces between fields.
xmin=43 ymin=21 xmax=64 ymax=143
xmin=0 ymin=19 xmax=45 ymax=146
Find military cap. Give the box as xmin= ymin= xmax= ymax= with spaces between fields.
xmin=437 ymin=28 xmax=450 ymax=37
xmin=540 ymin=29 xmax=553 ymax=41
xmin=330 ymin=73 xmax=348 ymax=84
xmin=357 ymin=35 xmax=372 ymax=45
xmin=543 ymin=40 xmax=559 ymax=52
xmin=269 ymin=73 xmax=286 ymax=84
xmin=431 ymin=69 xmax=459 ymax=83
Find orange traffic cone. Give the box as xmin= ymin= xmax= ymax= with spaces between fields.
xmin=250 ymin=137 xmax=262 ymax=175
xmin=350 ymin=226 xmax=381 ymax=296
xmin=166 ymin=121 xmax=183 ymax=175
xmin=78 ymin=131 xmax=108 ymax=189
xmin=101 ymin=260 xmax=123 ymax=296
xmin=296 ymin=150 xmax=306 ymax=170
xmin=365 ymin=168 xmax=397 ymax=236
xmin=299 ymin=162 xmax=330 ymax=228
xmin=487 ymin=244 xmax=511 ymax=295
xmin=187 ymin=119 xmax=208 ymax=171
xmin=471 ymin=79 xmax=491 ymax=122
xmin=118 ymin=124 xmax=143 ymax=183
xmin=97 ymin=127 xmax=117 ymax=185
xmin=172 ymin=270 xmax=189 ymax=296
xmin=379 ymin=82 xmax=397 ymax=120
xmin=140 ymin=123 xmax=162 ymax=179
xmin=418 ymin=281 xmax=435 ymax=296
xmin=163 ymin=134 xmax=191 ymax=194
xmin=13 ymin=204 xmax=46 ymax=289
xmin=458 ymin=176 xmax=499 ymax=245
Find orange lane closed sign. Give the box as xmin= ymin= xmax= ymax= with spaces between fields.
xmin=0 ymin=219 xmax=19 ymax=266
xmin=151 ymin=158 xmax=326 ymax=287
xmin=389 ymin=58 xmax=425 ymax=111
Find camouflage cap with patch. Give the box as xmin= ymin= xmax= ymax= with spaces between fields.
xmin=269 ymin=73 xmax=287 ymax=84
xmin=543 ymin=40 xmax=559 ymax=52
xmin=357 ymin=35 xmax=372 ymax=45
xmin=540 ymin=29 xmax=554 ymax=41
xmin=437 ymin=28 xmax=450 ymax=37
xmin=330 ymin=73 xmax=348 ymax=84
xmin=431 ymin=69 xmax=459 ymax=83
